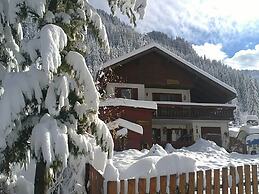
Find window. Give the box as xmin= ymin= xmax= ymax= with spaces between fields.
xmin=152 ymin=93 xmax=182 ymax=102
xmin=115 ymin=87 xmax=138 ymax=100
xmin=121 ymin=88 xmax=132 ymax=99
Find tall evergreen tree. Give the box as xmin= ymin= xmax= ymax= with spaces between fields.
xmin=0 ymin=0 xmax=147 ymax=193
xmin=247 ymin=79 xmax=259 ymax=116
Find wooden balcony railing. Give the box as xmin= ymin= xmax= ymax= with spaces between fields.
xmin=154 ymin=102 xmax=235 ymax=120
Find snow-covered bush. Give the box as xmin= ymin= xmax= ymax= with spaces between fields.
xmin=0 ymin=0 xmax=147 ymax=193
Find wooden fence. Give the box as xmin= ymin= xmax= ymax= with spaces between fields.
xmin=86 ymin=164 xmax=259 ymax=194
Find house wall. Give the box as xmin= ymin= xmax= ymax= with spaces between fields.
xmin=145 ymin=88 xmax=191 ymax=102
xmin=192 ymin=120 xmax=229 ymax=148
xmin=101 ymin=50 xmax=235 ymax=103
xmin=110 ymin=52 xmax=194 ymax=90
xmin=99 ymin=106 xmax=154 ymax=150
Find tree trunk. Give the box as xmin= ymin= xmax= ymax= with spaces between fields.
xmin=34 ymin=159 xmax=48 ymax=194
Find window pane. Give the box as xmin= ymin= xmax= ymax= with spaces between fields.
xmin=115 ymin=87 xmax=138 ymax=99
xmin=152 ymin=93 xmax=182 ymax=102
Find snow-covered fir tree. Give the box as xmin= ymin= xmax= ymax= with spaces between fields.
xmin=247 ymin=79 xmax=259 ymax=116
xmin=0 ymin=0 xmax=147 ymax=193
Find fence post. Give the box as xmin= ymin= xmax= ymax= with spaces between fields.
xmin=237 ymin=166 xmax=244 ymax=194
xmin=230 ymin=166 xmax=236 ymax=194
xmin=222 ymin=167 xmax=228 ymax=194
xmin=205 ymin=169 xmax=212 ymax=194
xmin=188 ymin=172 xmax=195 ymax=194
xmin=179 ymin=173 xmax=186 ymax=193
xmin=169 ymin=174 xmax=177 ymax=194
xmin=252 ymin=165 xmax=258 ymax=194
xmin=128 ymin=179 xmax=136 ymax=194
xmin=120 ymin=180 xmax=125 ymax=194
xmin=138 ymin=178 xmax=146 ymax=194
xmin=244 ymin=165 xmax=251 ymax=194
xmin=107 ymin=181 xmax=117 ymax=194
xmin=150 ymin=177 xmax=157 ymax=194
xmin=213 ymin=169 xmax=220 ymax=194
xmin=160 ymin=176 xmax=167 ymax=194
xmin=85 ymin=163 xmax=90 ymax=193
xmin=197 ymin=171 xmax=203 ymax=194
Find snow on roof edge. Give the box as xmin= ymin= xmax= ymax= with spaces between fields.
xmin=155 ymin=101 xmax=236 ymax=108
xmin=113 ymin=118 xmax=143 ymax=134
xmin=100 ymin=98 xmax=157 ymax=110
xmin=101 ymin=43 xmax=237 ymax=95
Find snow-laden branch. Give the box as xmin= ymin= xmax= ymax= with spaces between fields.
xmin=108 ymin=0 xmax=148 ymax=23
xmin=31 ymin=114 xmax=69 ymax=167
xmin=65 ymin=51 xmax=99 ymax=112
xmin=0 ymin=68 xmax=48 ymax=149
xmin=23 ymin=24 xmax=67 ymax=74
xmin=45 ymin=75 xmax=69 ymax=116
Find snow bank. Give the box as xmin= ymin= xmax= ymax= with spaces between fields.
xmin=165 ymin=143 xmax=176 ymax=153
xmin=185 ymin=138 xmax=228 ymax=154
xmin=114 ymin=145 xmax=195 ymax=180
xmin=119 ymin=156 xmax=159 ymax=179
xmin=13 ymin=176 xmax=34 ymax=194
xmin=112 ymin=138 xmax=259 ymax=183
xmin=92 ymin=147 xmax=108 ymax=172
xmin=144 ymin=144 xmax=168 ymax=157
xmin=103 ymin=159 xmax=119 ymax=181
xmin=155 ymin=153 xmax=196 ymax=176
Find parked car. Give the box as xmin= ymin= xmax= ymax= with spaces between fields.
xmin=229 ymin=115 xmax=259 ymax=154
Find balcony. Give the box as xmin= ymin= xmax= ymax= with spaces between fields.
xmin=154 ymin=101 xmax=235 ymax=121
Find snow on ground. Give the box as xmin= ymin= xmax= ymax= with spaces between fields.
xmin=112 ymin=139 xmax=259 ymax=180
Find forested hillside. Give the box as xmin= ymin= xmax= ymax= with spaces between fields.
xmin=86 ymin=10 xmax=259 ymax=124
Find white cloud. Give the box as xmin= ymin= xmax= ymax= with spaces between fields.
xmin=192 ymin=43 xmax=227 ymax=61
xmin=89 ymin=0 xmax=259 ymax=44
xmin=135 ymin=0 xmax=259 ymax=35
xmin=193 ymin=43 xmax=259 ymax=70
xmin=225 ymin=45 xmax=259 ymax=70
xmin=88 ymin=0 xmax=259 ymax=70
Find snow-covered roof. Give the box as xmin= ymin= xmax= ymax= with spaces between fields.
xmin=240 ymin=125 xmax=259 ymax=135
xmin=101 ymin=43 xmax=237 ymax=95
xmin=155 ymin=101 xmax=235 ymax=108
xmin=246 ymin=115 xmax=259 ymax=122
xmin=100 ymin=98 xmax=157 ymax=110
xmin=229 ymin=127 xmax=240 ymax=138
xmin=109 ymin=118 xmax=143 ymax=134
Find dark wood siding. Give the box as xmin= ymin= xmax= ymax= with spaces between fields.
xmin=100 ymin=50 xmax=236 ymax=103
xmin=99 ymin=106 xmax=155 ymax=150
xmin=111 ymin=52 xmax=194 ymax=90
xmin=201 ymin=127 xmax=222 ymax=146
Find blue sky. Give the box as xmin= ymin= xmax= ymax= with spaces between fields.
xmin=90 ymin=0 xmax=259 ymax=70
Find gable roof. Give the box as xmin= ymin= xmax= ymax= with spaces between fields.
xmin=101 ymin=43 xmax=237 ymax=98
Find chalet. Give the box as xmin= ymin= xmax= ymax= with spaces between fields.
xmin=98 ymin=43 xmax=236 ymax=151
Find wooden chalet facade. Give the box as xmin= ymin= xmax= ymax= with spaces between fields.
xmin=98 ymin=43 xmax=236 ymax=151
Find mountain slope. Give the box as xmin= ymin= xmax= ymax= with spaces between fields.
xmin=86 ymin=10 xmax=259 ymax=124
